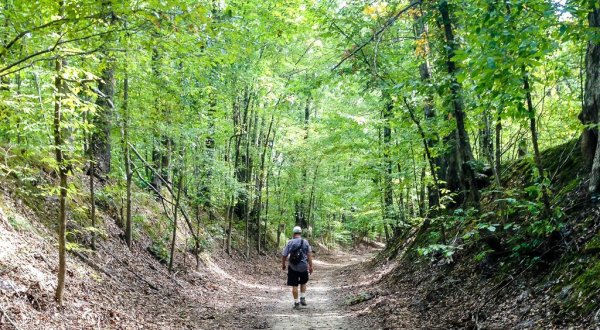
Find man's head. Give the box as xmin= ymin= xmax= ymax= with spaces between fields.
xmin=292 ymin=226 xmax=302 ymax=236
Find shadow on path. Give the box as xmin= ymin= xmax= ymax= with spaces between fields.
xmin=264 ymin=253 xmax=374 ymax=330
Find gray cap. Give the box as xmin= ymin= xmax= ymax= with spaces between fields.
xmin=292 ymin=226 xmax=302 ymax=234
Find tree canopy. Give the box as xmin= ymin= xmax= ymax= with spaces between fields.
xmin=1 ymin=0 xmax=599 ymax=305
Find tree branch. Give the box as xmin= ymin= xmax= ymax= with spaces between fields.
xmin=331 ymin=0 xmax=422 ymax=70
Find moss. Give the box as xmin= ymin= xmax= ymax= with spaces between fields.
xmin=565 ymin=257 xmax=600 ymax=314
xmin=554 ymin=178 xmax=581 ymax=202
xmin=499 ymin=140 xmax=583 ymax=191
xmin=7 ymin=213 xmax=34 ymax=232
xmin=583 ymin=232 xmax=600 ymax=254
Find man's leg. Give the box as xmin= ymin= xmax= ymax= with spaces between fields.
xmin=299 ymin=284 xmax=307 ymax=305
xmin=292 ymin=285 xmax=300 ymax=308
xmin=289 ymin=269 xmax=300 ymax=308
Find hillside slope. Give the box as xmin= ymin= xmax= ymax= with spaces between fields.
xmin=342 ymin=141 xmax=600 ymax=329
xmin=0 ymin=167 xmax=279 ymax=329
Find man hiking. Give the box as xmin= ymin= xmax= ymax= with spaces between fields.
xmin=281 ymin=226 xmax=313 ymax=309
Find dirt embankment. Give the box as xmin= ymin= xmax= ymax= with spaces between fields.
xmin=0 ymin=178 xmax=384 ymax=329
xmin=339 ymin=142 xmax=600 ymax=329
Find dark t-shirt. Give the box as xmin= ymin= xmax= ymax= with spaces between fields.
xmin=282 ymin=237 xmax=312 ymax=272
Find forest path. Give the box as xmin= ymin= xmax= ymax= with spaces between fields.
xmin=260 ymin=252 xmax=373 ymax=330
xmin=199 ymin=249 xmax=383 ymax=329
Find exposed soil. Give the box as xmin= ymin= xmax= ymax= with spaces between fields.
xmin=196 ymin=249 xmax=384 ymax=330
xmin=3 ymin=142 xmax=599 ymax=329
xmin=0 ymin=184 xmax=384 ymax=330
xmin=0 ymin=173 xmax=386 ymax=330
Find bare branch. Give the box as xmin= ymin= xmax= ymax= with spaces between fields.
xmin=331 ymin=0 xmax=422 ymax=71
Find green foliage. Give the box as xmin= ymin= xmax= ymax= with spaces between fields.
xmin=186 ymin=236 xmax=212 ymax=253
xmin=149 ymin=239 xmax=170 ymax=265
xmin=7 ymin=214 xmax=33 ymax=232
xmin=0 ymin=0 xmax=595 ymax=258
xmin=65 ymin=241 xmax=91 ymax=253
xmin=417 ymin=244 xmax=460 ymax=263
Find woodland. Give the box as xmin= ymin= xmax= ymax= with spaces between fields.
xmin=0 ymin=0 xmax=600 ymax=329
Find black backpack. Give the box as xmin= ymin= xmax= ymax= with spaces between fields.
xmin=288 ymin=239 xmax=305 ymax=265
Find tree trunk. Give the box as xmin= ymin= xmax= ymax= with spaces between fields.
xmin=89 ymin=142 xmax=96 ymax=250
xmin=262 ymin=171 xmax=270 ymax=249
xmin=195 ymin=204 xmax=201 ymax=270
xmin=254 ymin=115 xmax=274 ymax=252
xmin=382 ymin=98 xmax=396 ymax=229
xmin=149 ymin=46 xmax=172 ymax=194
xmin=91 ymin=0 xmax=115 ymax=176
xmin=92 ymin=64 xmax=113 ymax=175
xmin=121 ymin=73 xmax=133 ymax=248
xmin=226 ymin=195 xmax=234 ymax=255
xmin=378 ymin=127 xmax=391 ymax=242
xmin=202 ymin=88 xmax=216 ymax=220
xmin=403 ymin=98 xmax=442 ymax=210
xmin=306 ymin=165 xmax=319 ymax=234
xmin=234 ymin=88 xmax=252 ymax=220
xmin=523 ymin=66 xmax=551 ymax=213
xmin=438 ymin=0 xmax=480 ymax=207
xmin=53 ymin=54 xmax=68 ymax=305
xmin=295 ymin=96 xmax=312 ymax=229
xmin=168 ymin=173 xmax=184 ymax=272
xmin=412 ymin=0 xmax=443 ymax=209
xmin=480 ymin=109 xmax=494 ymax=164
xmin=584 ymin=4 xmax=600 ymax=191
xmin=396 ymin=162 xmax=406 ymax=224
xmin=494 ymin=113 xmax=502 ymax=187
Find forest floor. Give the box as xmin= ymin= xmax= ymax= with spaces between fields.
xmin=0 ymin=182 xmax=393 ymax=330
xmin=196 ymin=247 xmax=390 ymax=330
xmin=0 ymin=168 xmax=395 ymax=330
xmin=3 ymin=142 xmax=600 ymax=329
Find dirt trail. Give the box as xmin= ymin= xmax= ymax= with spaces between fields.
xmin=257 ymin=253 xmax=373 ymax=330
xmin=193 ymin=250 xmax=382 ymax=329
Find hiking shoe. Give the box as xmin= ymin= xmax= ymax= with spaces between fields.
xmin=293 ymin=302 xmax=300 ymax=309
xmin=300 ymin=297 xmax=307 ymax=306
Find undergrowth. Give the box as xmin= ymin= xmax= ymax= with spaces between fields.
xmin=399 ymin=140 xmax=600 ymax=319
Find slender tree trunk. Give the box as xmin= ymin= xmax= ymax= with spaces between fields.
xmin=523 ymin=66 xmax=551 ymax=212
xmin=226 ymin=195 xmax=234 ymax=255
xmin=254 ymin=115 xmax=274 ymax=252
xmin=168 ymin=173 xmax=184 ymax=272
xmin=53 ymin=49 xmax=68 ymax=305
xmin=379 ymin=172 xmax=390 ymax=242
xmin=245 ymin=176 xmax=251 ymax=258
xmin=409 ymin=143 xmax=422 ymax=218
xmin=121 ymin=73 xmax=133 ymax=248
xmin=396 ymin=162 xmax=406 ymax=223
xmin=583 ymin=4 xmax=600 ymax=191
xmin=195 ymin=204 xmax=201 ymax=269
xmin=295 ymin=96 xmax=312 ymax=229
xmin=202 ymin=88 xmax=216 ymax=220
xmin=382 ymin=98 xmax=396 ymax=229
xmin=420 ymin=162 xmax=426 ymax=214
xmin=306 ymin=165 xmax=319 ymax=234
xmin=494 ymin=112 xmax=502 ymax=187
xmin=403 ymin=98 xmax=442 ymax=209
xmin=234 ymin=88 xmax=252 ymax=220
xmin=89 ymin=142 xmax=96 ymax=250
xmin=262 ymin=171 xmax=270 ymax=249
xmin=480 ymin=108 xmax=494 ymax=164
